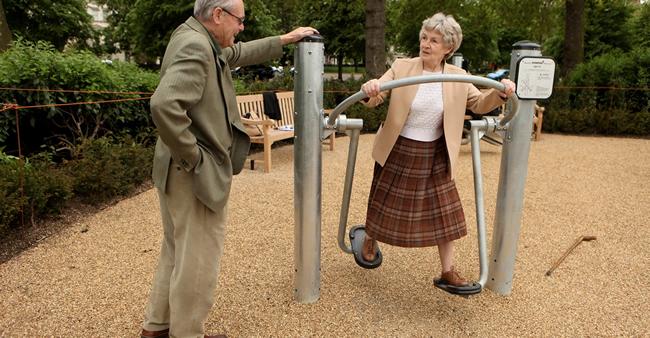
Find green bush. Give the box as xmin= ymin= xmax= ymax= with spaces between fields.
xmin=64 ymin=137 xmax=153 ymax=205
xmin=544 ymin=47 xmax=650 ymax=136
xmin=23 ymin=153 xmax=74 ymax=219
xmin=0 ymin=158 xmax=26 ymax=230
xmin=0 ymin=151 xmax=73 ymax=231
xmin=0 ymin=136 xmax=153 ymax=232
xmin=0 ymin=39 xmax=159 ymax=157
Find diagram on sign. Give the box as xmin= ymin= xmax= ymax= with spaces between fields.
xmin=515 ymin=57 xmax=556 ymax=100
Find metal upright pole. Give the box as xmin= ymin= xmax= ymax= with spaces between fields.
xmin=451 ymin=52 xmax=463 ymax=69
xmin=293 ymin=35 xmax=324 ymax=303
xmin=486 ymin=41 xmax=541 ymax=295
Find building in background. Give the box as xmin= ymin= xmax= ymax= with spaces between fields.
xmin=87 ymin=2 xmax=108 ymax=29
xmin=86 ymin=2 xmax=125 ymax=61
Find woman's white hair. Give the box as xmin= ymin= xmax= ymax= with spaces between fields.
xmin=194 ymin=0 xmax=235 ymax=21
xmin=420 ymin=13 xmax=462 ymax=60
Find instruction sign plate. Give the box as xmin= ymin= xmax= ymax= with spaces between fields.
xmin=515 ymin=57 xmax=555 ymax=100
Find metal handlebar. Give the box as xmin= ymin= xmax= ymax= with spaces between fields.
xmin=326 ymin=74 xmax=519 ymax=128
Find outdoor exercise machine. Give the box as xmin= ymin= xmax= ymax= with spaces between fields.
xmin=292 ymin=35 xmax=555 ymax=303
xmin=452 ymin=52 xmax=506 ymax=147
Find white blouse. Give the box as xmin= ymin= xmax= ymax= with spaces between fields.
xmin=400 ymin=70 xmax=444 ymax=142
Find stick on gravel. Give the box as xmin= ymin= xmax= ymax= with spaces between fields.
xmin=546 ymin=235 xmax=597 ymax=276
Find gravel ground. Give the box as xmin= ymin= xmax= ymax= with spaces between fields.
xmin=1 ymin=133 xmax=649 ymax=337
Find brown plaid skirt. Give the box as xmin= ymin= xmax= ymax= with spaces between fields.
xmin=365 ymin=135 xmax=467 ymax=247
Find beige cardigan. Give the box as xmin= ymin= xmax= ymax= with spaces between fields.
xmin=362 ymin=57 xmax=505 ymax=179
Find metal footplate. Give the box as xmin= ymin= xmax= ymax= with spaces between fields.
xmin=433 ymin=278 xmax=482 ymax=296
xmin=349 ymin=225 xmax=382 ymax=269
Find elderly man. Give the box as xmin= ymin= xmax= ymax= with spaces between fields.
xmin=140 ymin=0 xmax=317 ymax=337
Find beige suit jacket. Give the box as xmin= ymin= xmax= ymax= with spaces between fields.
xmin=363 ymin=57 xmax=505 ymax=179
xmin=150 ymin=17 xmax=282 ymax=212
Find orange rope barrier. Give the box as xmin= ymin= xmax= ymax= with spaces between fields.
xmin=0 ymin=86 xmax=645 ymax=113
xmin=553 ymin=86 xmax=650 ymax=91
xmin=234 ymin=90 xmax=360 ymax=95
xmin=241 ymin=87 xmax=650 ymax=95
xmin=0 ymin=97 xmax=151 ymax=113
xmin=0 ymin=87 xmax=153 ymax=95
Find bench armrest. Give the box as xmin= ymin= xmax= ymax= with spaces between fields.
xmin=241 ymin=118 xmax=275 ymax=126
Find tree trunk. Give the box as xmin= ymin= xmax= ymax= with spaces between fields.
xmin=562 ymin=0 xmax=584 ymax=77
xmin=365 ymin=0 xmax=386 ymax=79
xmin=0 ymin=0 xmax=12 ymax=51
xmin=337 ymin=53 xmax=344 ymax=81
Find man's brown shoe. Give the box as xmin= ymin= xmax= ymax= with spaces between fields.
xmin=141 ymin=328 xmax=169 ymax=338
xmin=205 ymin=335 xmax=227 ymax=338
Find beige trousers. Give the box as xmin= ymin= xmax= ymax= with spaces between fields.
xmin=143 ymin=162 xmax=227 ymax=338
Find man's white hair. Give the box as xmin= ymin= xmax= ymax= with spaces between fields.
xmin=194 ymin=0 xmax=235 ymax=21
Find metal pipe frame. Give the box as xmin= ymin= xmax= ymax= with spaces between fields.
xmin=328 ymin=75 xmax=519 ymax=278
xmin=294 ymin=38 xmax=538 ymax=300
xmin=293 ymin=35 xmax=324 ymax=304
xmin=486 ymin=41 xmax=542 ymax=295
xmin=327 ymin=74 xmax=519 ymax=128
xmin=336 ymin=126 xmax=362 ymax=254
xmin=468 ymin=118 xmax=499 ymax=287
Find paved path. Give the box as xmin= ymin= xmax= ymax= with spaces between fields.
xmin=1 ymin=134 xmax=649 ymax=336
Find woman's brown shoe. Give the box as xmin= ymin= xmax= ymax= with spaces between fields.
xmin=362 ymin=236 xmax=378 ymax=262
xmin=439 ymin=266 xmax=470 ymax=287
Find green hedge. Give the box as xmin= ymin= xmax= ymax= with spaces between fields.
xmin=0 ymin=39 xmax=159 ymax=157
xmin=544 ymin=47 xmax=650 ymax=136
xmin=0 ymin=41 xmax=158 ymax=235
xmin=0 ymin=138 xmax=153 ymax=232
xmin=0 ymin=152 xmax=72 ymax=232
xmin=65 ymin=137 xmax=154 ymax=204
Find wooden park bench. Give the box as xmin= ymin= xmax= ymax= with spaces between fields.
xmin=236 ymin=91 xmax=335 ymax=173
xmin=533 ymin=104 xmax=545 ymax=141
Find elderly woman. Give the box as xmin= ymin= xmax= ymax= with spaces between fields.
xmin=359 ymin=13 xmax=515 ymax=291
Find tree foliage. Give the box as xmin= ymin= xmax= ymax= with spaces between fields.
xmin=235 ymin=0 xmax=281 ymax=42
xmin=97 ymin=0 xmax=280 ymax=66
xmin=489 ymin=0 xmax=562 ymax=66
xmin=3 ymin=0 xmax=95 ymax=51
xmin=93 ymin=0 xmax=134 ymax=59
xmin=125 ymin=0 xmax=193 ymax=65
xmin=584 ymin=0 xmax=633 ymax=60
xmin=629 ymin=2 xmax=650 ymax=48
xmin=296 ymin=0 xmax=365 ymax=76
xmin=264 ymin=0 xmax=301 ymax=33
xmin=388 ymin=0 xmax=499 ymax=71
xmin=3 ymin=0 xmax=646 ymax=84
xmin=386 ymin=0 xmax=567 ymax=72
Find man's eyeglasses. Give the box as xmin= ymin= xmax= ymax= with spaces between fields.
xmin=222 ymin=8 xmax=245 ymax=25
